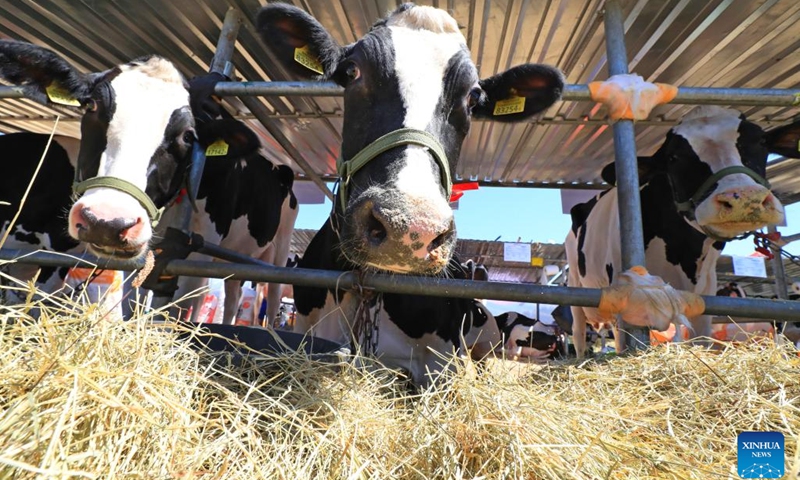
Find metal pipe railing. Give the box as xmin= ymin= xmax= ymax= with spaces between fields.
xmin=3 ymin=248 xmax=800 ymax=321
xmin=0 ymin=86 xmax=26 ymax=99
xmin=209 ymin=81 xmax=800 ymax=107
xmin=149 ymin=8 xmax=242 ymax=313
xmin=603 ymin=0 xmax=650 ymax=351
xmin=4 ymin=80 xmax=799 ymax=107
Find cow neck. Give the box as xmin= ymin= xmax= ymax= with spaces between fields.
xmin=640 ymin=175 xmax=723 ymax=284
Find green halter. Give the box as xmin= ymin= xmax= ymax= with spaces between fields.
xmin=336 ymin=128 xmax=452 ymax=213
xmin=73 ymin=177 xmax=163 ymax=226
xmin=673 ymin=165 xmax=771 ymax=242
xmin=674 ymin=165 xmax=771 ymax=216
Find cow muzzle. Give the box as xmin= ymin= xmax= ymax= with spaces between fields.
xmin=695 ymin=184 xmax=785 ymax=239
xmin=68 ymin=192 xmax=151 ymax=259
xmin=346 ymin=197 xmax=455 ymax=274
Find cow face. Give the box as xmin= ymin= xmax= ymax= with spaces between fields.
xmin=604 ymin=106 xmax=800 ymax=240
xmin=0 ymin=41 xmax=194 ymax=259
xmin=258 ymin=4 xmax=563 ymax=274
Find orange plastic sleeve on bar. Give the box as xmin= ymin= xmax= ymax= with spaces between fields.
xmin=589 ymin=76 xmax=678 ymax=120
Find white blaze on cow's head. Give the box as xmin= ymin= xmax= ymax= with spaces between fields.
xmin=257 ymin=3 xmax=563 ymax=274
xmin=603 ymin=106 xmax=800 ymax=241
xmin=0 ymin=41 xmax=195 ymax=259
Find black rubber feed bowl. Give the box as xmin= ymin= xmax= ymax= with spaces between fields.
xmin=178 ymin=323 xmax=345 ymax=358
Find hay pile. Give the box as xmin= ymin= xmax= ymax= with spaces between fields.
xmin=1 ymin=289 xmax=799 ymax=479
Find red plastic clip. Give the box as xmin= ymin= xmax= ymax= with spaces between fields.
xmin=450 ymin=182 xmax=479 ymax=203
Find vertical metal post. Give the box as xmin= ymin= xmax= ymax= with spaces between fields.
xmin=149 ymin=8 xmax=243 ymax=311
xmin=603 ymin=0 xmax=650 ymax=352
xmin=768 ymin=225 xmax=788 ymax=300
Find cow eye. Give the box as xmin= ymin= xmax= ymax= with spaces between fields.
xmin=344 ymin=62 xmax=360 ymax=82
xmin=467 ymin=87 xmax=483 ymax=110
xmin=182 ymin=129 xmax=196 ymax=144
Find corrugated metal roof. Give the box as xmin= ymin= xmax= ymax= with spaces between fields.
xmin=1 ymin=0 xmax=799 ymax=200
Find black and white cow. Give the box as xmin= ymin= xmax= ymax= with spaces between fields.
xmin=494 ymin=312 xmax=560 ymax=358
xmin=566 ymin=106 xmax=800 ymax=358
xmin=164 ymin=116 xmax=299 ymax=325
xmin=255 ymin=3 xmax=563 ymax=383
xmin=0 ymin=40 xmax=196 ymax=261
xmin=0 ymin=43 xmax=297 ymax=322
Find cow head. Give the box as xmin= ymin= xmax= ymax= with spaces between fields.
xmin=0 ymin=41 xmax=195 ymax=259
xmin=257 ymin=3 xmax=563 ymax=274
xmin=602 ymin=106 xmax=799 ymax=241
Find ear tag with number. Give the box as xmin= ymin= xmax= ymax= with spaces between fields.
xmin=205 ymin=139 xmax=229 ymax=157
xmin=493 ymin=96 xmax=526 ymax=116
xmin=46 ymin=82 xmax=81 ymax=107
xmin=294 ymin=45 xmax=325 ymax=75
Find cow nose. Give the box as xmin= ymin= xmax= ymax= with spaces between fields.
xmin=714 ymin=185 xmax=775 ymax=212
xmin=75 ymin=207 xmax=140 ymax=245
xmin=360 ymin=203 xmax=455 ymax=258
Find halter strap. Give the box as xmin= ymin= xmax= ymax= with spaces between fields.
xmin=336 ymin=128 xmax=451 ymax=212
xmin=674 ymin=165 xmax=770 ymax=216
xmin=73 ymin=177 xmax=163 ymax=226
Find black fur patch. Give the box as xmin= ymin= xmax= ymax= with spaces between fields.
xmin=0 ymin=133 xmax=80 ymax=263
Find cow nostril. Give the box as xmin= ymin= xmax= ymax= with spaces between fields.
xmin=718 ymin=199 xmax=734 ymax=210
xmin=366 ymin=210 xmax=387 ymax=246
xmin=762 ymin=194 xmax=774 ymax=208
xmin=428 ymin=224 xmax=455 ymax=253
xmin=119 ymin=217 xmax=141 ymax=240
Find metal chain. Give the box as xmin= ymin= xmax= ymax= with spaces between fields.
xmin=754 ymin=232 xmax=800 ymax=268
xmin=351 ymin=279 xmax=381 ymax=356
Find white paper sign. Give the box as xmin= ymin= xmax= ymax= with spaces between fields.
xmin=503 ymin=242 xmax=531 ymax=263
xmin=732 ymin=255 xmax=767 ymax=278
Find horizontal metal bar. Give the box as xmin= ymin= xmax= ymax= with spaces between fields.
xmin=197 ymin=242 xmax=273 ymax=267
xmin=710 ymin=316 xmax=783 ymax=325
xmin=214 ymin=81 xmax=344 ymax=97
xmin=0 ymin=86 xmax=26 ymax=99
xmin=3 ymin=248 xmax=800 ymax=321
xmin=301 ymin=175 xmax=609 ymax=190
xmin=213 ymin=81 xmax=800 ymax=107
xmin=3 ymin=82 xmax=797 ymax=107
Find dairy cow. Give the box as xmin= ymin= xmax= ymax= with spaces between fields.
xmin=0 ymin=45 xmax=296 ymax=322
xmin=256 ymin=3 xmax=562 ymax=384
xmin=166 ymin=74 xmax=299 ymax=325
xmin=0 ymin=40 xmax=195 ymax=261
xmin=566 ymin=106 xmax=800 ymax=358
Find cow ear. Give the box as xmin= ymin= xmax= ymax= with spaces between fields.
xmin=256 ymin=4 xmax=342 ymax=80
xmin=275 ymin=164 xmax=295 ymax=188
xmin=197 ymin=119 xmax=261 ymax=159
xmin=601 ymin=157 xmax=661 ymax=186
xmin=188 ymin=72 xmax=228 ymax=124
xmin=473 ymin=64 xmax=564 ymax=121
xmin=0 ymin=40 xmax=94 ymax=106
xmin=765 ymin=120 xmax=800 ymax=159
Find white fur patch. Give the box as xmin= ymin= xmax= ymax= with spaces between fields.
xmin=389 ymin=26 xmax=465 ymax=131
xmin=672 ymin=106 xmax=743 ymax=173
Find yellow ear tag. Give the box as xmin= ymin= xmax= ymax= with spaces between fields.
xmin=493 ymin=96 xmax=526 ymax=116
xmin=531 ymin=256 xmax=544 ymax=267
xmin=294 ymin=45 xmax=325 ymax=75
xmin=205 ymin=139 xmax=229 ymax=157
xmin=45 ymin=82 xmax=81 ymax=107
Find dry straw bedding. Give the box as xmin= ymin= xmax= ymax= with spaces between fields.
xmin=0 ymin=291 xmax=799 ymax=479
